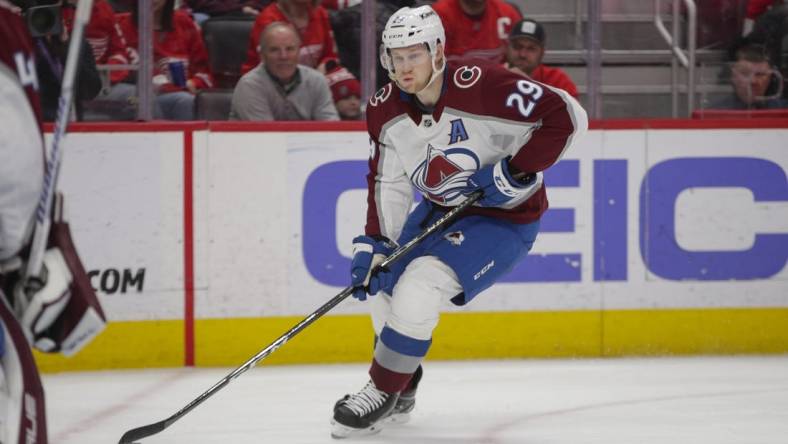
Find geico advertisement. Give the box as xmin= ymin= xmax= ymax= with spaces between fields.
xmin=49 ymin=128 xmax=788 ymax=322
xmin=49 ymin=131 xmax=186 ymax=321
xmin=282 ymin=129 xmax=788 ymax=315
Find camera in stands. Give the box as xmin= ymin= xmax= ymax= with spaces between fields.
xmin=23 ymin=2 xmax=63 ymax=37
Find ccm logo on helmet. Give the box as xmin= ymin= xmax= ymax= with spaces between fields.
xmin=453 ymin=66 xmax=482 ymax=89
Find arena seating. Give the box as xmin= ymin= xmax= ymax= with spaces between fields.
xmin=194 ymin=16 xmax=256 ymax=120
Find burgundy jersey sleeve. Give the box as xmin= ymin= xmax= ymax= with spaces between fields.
xmin=364 ymin=133 xmax=385 ymax=237
xmin=0 ymin=6 xmax=43 ymax=128
xmin=480 ymin=63 xmax=587 ymax=174
xmin=533 ymin=65 xmax=579 ymax=99
xmin=364 ymin=84 xmax=414 ymax=239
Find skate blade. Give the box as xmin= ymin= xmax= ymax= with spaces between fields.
xmin=384 ymin=411 xmax=411 ymax=425
xmin=330 ymin=419 xmax=385 ymax=439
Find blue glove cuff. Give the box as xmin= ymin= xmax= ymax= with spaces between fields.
xmin=352 ymin=235 xmax=396 ymax=255
xmin=499 ymin=158 xmax=523 ymax=189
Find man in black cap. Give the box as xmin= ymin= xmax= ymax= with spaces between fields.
xmin=506 ymin=18 xmax=579 ymax=98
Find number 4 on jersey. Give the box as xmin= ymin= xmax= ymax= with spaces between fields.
xmin=14 ymin=51 xmax=39 ymax=90
xmin=506 ymin=79 xmax=543 ymax=118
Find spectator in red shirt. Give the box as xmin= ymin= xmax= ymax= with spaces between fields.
xmin=63 ymin=0 xmax=136 ymax=82
xmin=743 ymin=0 xmax=784 ymax=35
xmin=432 ymin=0 xmax=521 ymax=63
xmin=62 ymin=0 xmax=140 ymax=120
xmin=321 ymin=0 xmax=361 ymax=10
xmin=182 ymin=0 xmax=271 ymax=25
xmin=241 ymin=0 xmax=338 ymax=74
xmin=116 ymin=0 xmax=214 ymax=120
xmin=505 ymin=18 xmax=579 ymax=98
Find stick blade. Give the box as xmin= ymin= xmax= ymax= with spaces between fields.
xmin=118 ymin=420 xmax=167 ymax=443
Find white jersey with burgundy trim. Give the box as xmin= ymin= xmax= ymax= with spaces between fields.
xmin=363 ymin=60 xmax=587 ymax=241
xmin=0 ymin=5 xmax=45 ymax=262
xmin=0 ymin=5 xmax=44 ymax=262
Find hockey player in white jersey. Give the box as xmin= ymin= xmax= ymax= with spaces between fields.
xmin=330 ymin=4 xmax=588 ymax=439
xmin=1 ymin=3 xmax=106 ymax=442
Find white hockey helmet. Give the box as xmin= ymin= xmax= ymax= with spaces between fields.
xmin=380 ymin=6 xmax=446 ymax=75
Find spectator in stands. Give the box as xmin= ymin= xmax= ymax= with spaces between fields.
xmin=328 ymin=0 xmax=410 ymax=89
xmin=241 ymin=0 xmax=338 ymax=75
xmin=710 ymin=44 xmax=787 ymax=109
xmin=33 ymin=18 xmax=102 ymax=121
xmin=63 ymin=0 xmax=135 ymax=74
xmin=743 ymin=0 xmax=784 ymax=35
xmin=744 ymin=2 xmax=788 ymax=93
xmin=322 ymin=0 xmax=361 ymax=11
xmin=117 ymin=0 xmax=214 ymax=120
xmin=62 ymin=0 xmax=139 ymax=120
xmin=182 ymin=0 xmax=271 ymax=25
xmin=326 ymin=64 xmax=361 ymax=120
xmin=505 ymin=18 xmax=579 ymax=98
xmin=230 ymin=22 xmax=339 ymax=120
xmin=432 ymin=0 xmax=521 ymax=64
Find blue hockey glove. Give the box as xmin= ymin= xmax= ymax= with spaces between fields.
xmin=465 ymin=158 xmax=543 ymax=208
xmin=350 ymin=235 xmax=397 ymax=301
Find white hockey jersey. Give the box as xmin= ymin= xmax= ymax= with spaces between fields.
xmin=364 ymin=61 xmax=588 ymax=241
xmin=0 ymin=6 xmax=44 ymax=261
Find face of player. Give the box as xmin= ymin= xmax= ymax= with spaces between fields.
xmin=261 ymin=27 xmax=301 ymax=82
xmin=731 ymin=59 xmax=772 ymax=104
xmin=506 ymin=37 xmax=544 ymax=75
xmin=336 ymin=95 xmax=362 ymax=120
xmin=390 ymin=44 xmax=435 ymax=94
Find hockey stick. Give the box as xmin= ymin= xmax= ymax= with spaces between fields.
xmin=118 ymin=189 xmax=485 ymax=443
xmin=21 ymin=0 xmax=95 ymax=307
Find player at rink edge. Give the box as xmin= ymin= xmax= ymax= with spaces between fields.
xmin=1 ymin=2 xmax=107 ymax=443
xmin=330 ymin=4 xmax=588 ymax=439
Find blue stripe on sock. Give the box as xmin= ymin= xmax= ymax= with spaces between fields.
xmin=379 ymin=326 xmax=432 ymax=357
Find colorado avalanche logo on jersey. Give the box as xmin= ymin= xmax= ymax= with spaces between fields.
xmin=369 ymin=84 xmax=392 ymax=107
xmin=411 ymin=145 xmax=480 ymax=205
xmin=444 ymin=231 xmax=465 ymax=246
xmin=453 ymin=66 xmax=482 ymax=89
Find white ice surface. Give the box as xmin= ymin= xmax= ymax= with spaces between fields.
xmin=44 ymin=356 xmax=788 ymax=443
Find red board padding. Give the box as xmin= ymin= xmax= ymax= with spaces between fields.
xmin=43 ymin=118 xmax=788 ymax=134
xmin=692 ymin=109 xmax=788 ymax=120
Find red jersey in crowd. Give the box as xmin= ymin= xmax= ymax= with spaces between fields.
xmin=241 ymin=2 xmax=338 ymax=74
xmin=116 ymin=10 xmax=213 ymax=93
xmin=62 ymin=0 xmax=136 ymax=84
xmin=746 ymin=0 xmax=783 ymax=19
xmin=0 ymin=2 xmax=43 ymax=128
xmin=321 ymin=0 xmax=360 ymax=10
xmin=529 ymin=64 xmax=578 ymax=98
xmin=432 ymin=0 xmax=522 ymax=64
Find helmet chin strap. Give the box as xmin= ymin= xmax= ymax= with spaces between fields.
xmin=389 ymin=52 xmax=446 ymax=96
xmin=417 ymin=55 xmax=446 ymax=95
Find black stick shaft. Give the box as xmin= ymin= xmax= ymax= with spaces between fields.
xmin=118 ymin=190 xmax=482 ymax=443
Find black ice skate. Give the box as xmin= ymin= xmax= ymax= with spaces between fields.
xmin=386 ymin=365 xmax=423 ymax=425
xmin=331 ymin=380 xmax=398 ymax=439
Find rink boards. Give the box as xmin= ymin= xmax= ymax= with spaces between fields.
xmin=36 ymin=119 xmax=788 ymax=371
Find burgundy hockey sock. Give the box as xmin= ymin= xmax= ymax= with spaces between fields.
xmin=369 ymin=359 xmax=414 ymax=394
